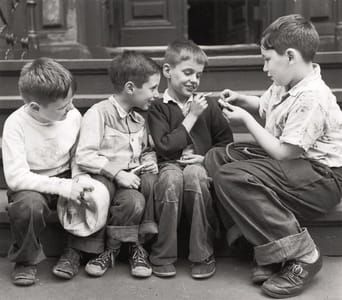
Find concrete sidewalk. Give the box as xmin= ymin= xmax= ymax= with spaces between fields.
xmin=0 ymin=257 xmax=341 ymax=300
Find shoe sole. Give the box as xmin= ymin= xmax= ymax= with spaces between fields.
xmin=12 ymin=278 xmax=36 ymax=286
xmin=85 ymin=266 xmax=108 ymax=277
xmin=261 ymin=286 xmax=302 ymax=299
xmin=152 ymin=270 xmax=176 ymax=278
xmin=192 ymin=267 xmax=216 ymax=279
xmin=85 ymin=270 xmax=107 ymax=277
xmin=131 ymin=270 xmax=152 ymax=278
xmin=252 ymin=274 xmax=272 ymax=285
xmin=52 ymin=269 xmax=74 ymax=280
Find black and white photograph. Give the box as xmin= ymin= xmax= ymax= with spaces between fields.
xmin=0 ymin=0 xmax=342 ymax=299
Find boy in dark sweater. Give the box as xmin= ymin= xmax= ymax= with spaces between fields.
xmin=148 ymin=40 xmax=233 ymax=279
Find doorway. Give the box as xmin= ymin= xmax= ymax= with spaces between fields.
xmin=188 ymin=0 xmax=262 ymax=45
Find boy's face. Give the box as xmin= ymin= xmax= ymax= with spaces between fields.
xmin=164 ymin=58 xmax=205 ymax=101
xmin=131 ymin=73 xmax=160 ymax=111
xmin=35 ymin=87 xmax=74 ymax=122
xmin=261 ymin=48 xmax=292 ymax=87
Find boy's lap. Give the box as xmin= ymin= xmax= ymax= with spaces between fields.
xmin=7 ymin=190 xmax=57 ymax=210
xmin=219 ymin=158 xmax=333 ymax=190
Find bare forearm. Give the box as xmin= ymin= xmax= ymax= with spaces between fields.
xmin=244 ymin=114 xmax=303 ymax=160
xmin=239 ymin=95 xmax=260 ymax=114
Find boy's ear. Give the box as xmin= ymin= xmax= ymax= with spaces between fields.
xmin=28 ymin=101 xmax=40 ymax=111
xmin=124 ymin=81 xmax=135 ymax=95
xmin=162 ymin=63 xmax=171 ymax=79
xmin=285 ymin=48 xmax=298 ymax=64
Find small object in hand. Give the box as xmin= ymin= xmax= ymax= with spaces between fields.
xmin=177 ymin=156 xmax=190 ymax=164
xmin=193 ymin=92 xmax=212 ymax=98
xmin=218 ymin=98 xmax=227 ymax=108
xmin=131 ymin=164 xmax=145 ymax=175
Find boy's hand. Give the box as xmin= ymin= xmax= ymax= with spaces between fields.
xmin=140 ymin=161 xmax=159 ymax=175
xmin=115 ymin=170 xmax=141 ymax=189
xmin=177 ymin=154 xmax=204 ymax=165
xmin=70 ymin=179 xmax=94 ymax=205
xmin=189 ymin=93 xmax=208 ymax=117
xmin=222 ymin=103 xmax=251 ymax=124
xmin=219 ymin=89 xmax=240 ymax=105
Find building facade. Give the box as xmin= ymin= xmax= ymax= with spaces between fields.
xmin=1 ymin=0 xmax=342 ymax=59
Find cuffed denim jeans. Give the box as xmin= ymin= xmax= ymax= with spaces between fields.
xmin=205 ymin=146 xmax=342 ymax=266
xmin=85 ymin=173 xmax=158 ymax=251
xmin=150 ymin=163 xmax=218 ymax=266
xmin=7 ymin=170 xmax=74 ymax=265
xmin=7 ymin=190 xmax=60 ymax=265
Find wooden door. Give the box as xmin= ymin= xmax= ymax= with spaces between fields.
xmin=259 ymin=0 xmax=337 ymax=50
xmin=110 ymin=0 xmax=188 ymax=46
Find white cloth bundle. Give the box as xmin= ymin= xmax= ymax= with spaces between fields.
xmin=57 ymin=177 xmax=110 ymax=237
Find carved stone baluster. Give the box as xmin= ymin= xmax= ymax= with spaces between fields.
xmin=26 ymin=0 xmax=39 ymax=55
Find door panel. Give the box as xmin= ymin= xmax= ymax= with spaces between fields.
xmin=111 ymin=0 xmax=187 ymax=46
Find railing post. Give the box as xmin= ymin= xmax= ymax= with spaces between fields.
xmin=26 ymin=0 xmax=39 ymax=56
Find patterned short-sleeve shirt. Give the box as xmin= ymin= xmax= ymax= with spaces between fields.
xmin=259 ymin=64 xmax=342 ymax=167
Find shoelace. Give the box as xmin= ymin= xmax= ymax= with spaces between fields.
xmin=131 ymin=246 xmax=148 ymax=267
xmin=204 ymin=256 xmax=216 ymax=264
xmin=192 ymin=255 xmax=215 ymax=267
xmin=91 ymin=250 xmax=114 ymax=268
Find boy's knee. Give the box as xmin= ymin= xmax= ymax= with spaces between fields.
xmin=184 ymin=164 xmax=207 ymax=181
xmin=214 ymin=164 xmax=252 ymax=191
xmin=8 ymin=191 xmax=46 ymax=221
xmin=115 ymin=189 xmax=145 ymax=216
xmin=183 ymin=165 xmax=209 ymax=192
xmin=157 ymin=167 xmax=183 ymax=195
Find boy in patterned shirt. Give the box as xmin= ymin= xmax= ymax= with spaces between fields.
xmin=205 ymin=14 xmax=342 ymax=298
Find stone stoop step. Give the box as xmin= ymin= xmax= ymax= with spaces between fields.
xmin=0 ymin=189 xmax=342 ymax=258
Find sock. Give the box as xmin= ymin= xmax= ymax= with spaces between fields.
xmin=297 ymin=248 xmax=319 ymax=264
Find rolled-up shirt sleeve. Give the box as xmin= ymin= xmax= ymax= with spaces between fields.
xmin=259 ymin=86 xmax=273 ymax=119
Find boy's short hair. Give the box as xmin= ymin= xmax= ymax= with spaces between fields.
xmin=261 ymin=14 xmax=320 ymax=62
xmin=19 ymin=57 xmax=75 ymax=106
xmin=108 ymin=50 xmax=161 ymax=93
xmin=164 ymin=39 xmax=208 ymax=67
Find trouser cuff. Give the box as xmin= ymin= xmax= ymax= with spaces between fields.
xmin=139 ymin=221 xmax=158 ymax=243
xmin=68 ymin=235 xmax=105 ymax=254
xmin=8 ymin=243 xmax=46 ymax=265
xmin=107 ymin=225 xmax=139 ymax=244
xmin=254 ymin=228 xmax=316 ymax=266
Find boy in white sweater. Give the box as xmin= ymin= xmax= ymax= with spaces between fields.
xmin=2 ymin=57 xmax=93 ymax=286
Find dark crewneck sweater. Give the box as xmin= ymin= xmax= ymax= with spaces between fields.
xmin=147 ymin=97 xmax=234 ymax=162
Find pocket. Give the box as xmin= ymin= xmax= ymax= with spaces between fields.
xmin=278 ymin=159 xmax=323 ymax=188
xmin=101 ymin=126 xmax=128 ymax=150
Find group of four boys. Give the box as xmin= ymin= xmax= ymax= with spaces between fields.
xmin=3 ymin=14 xmax=342 ymax=298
